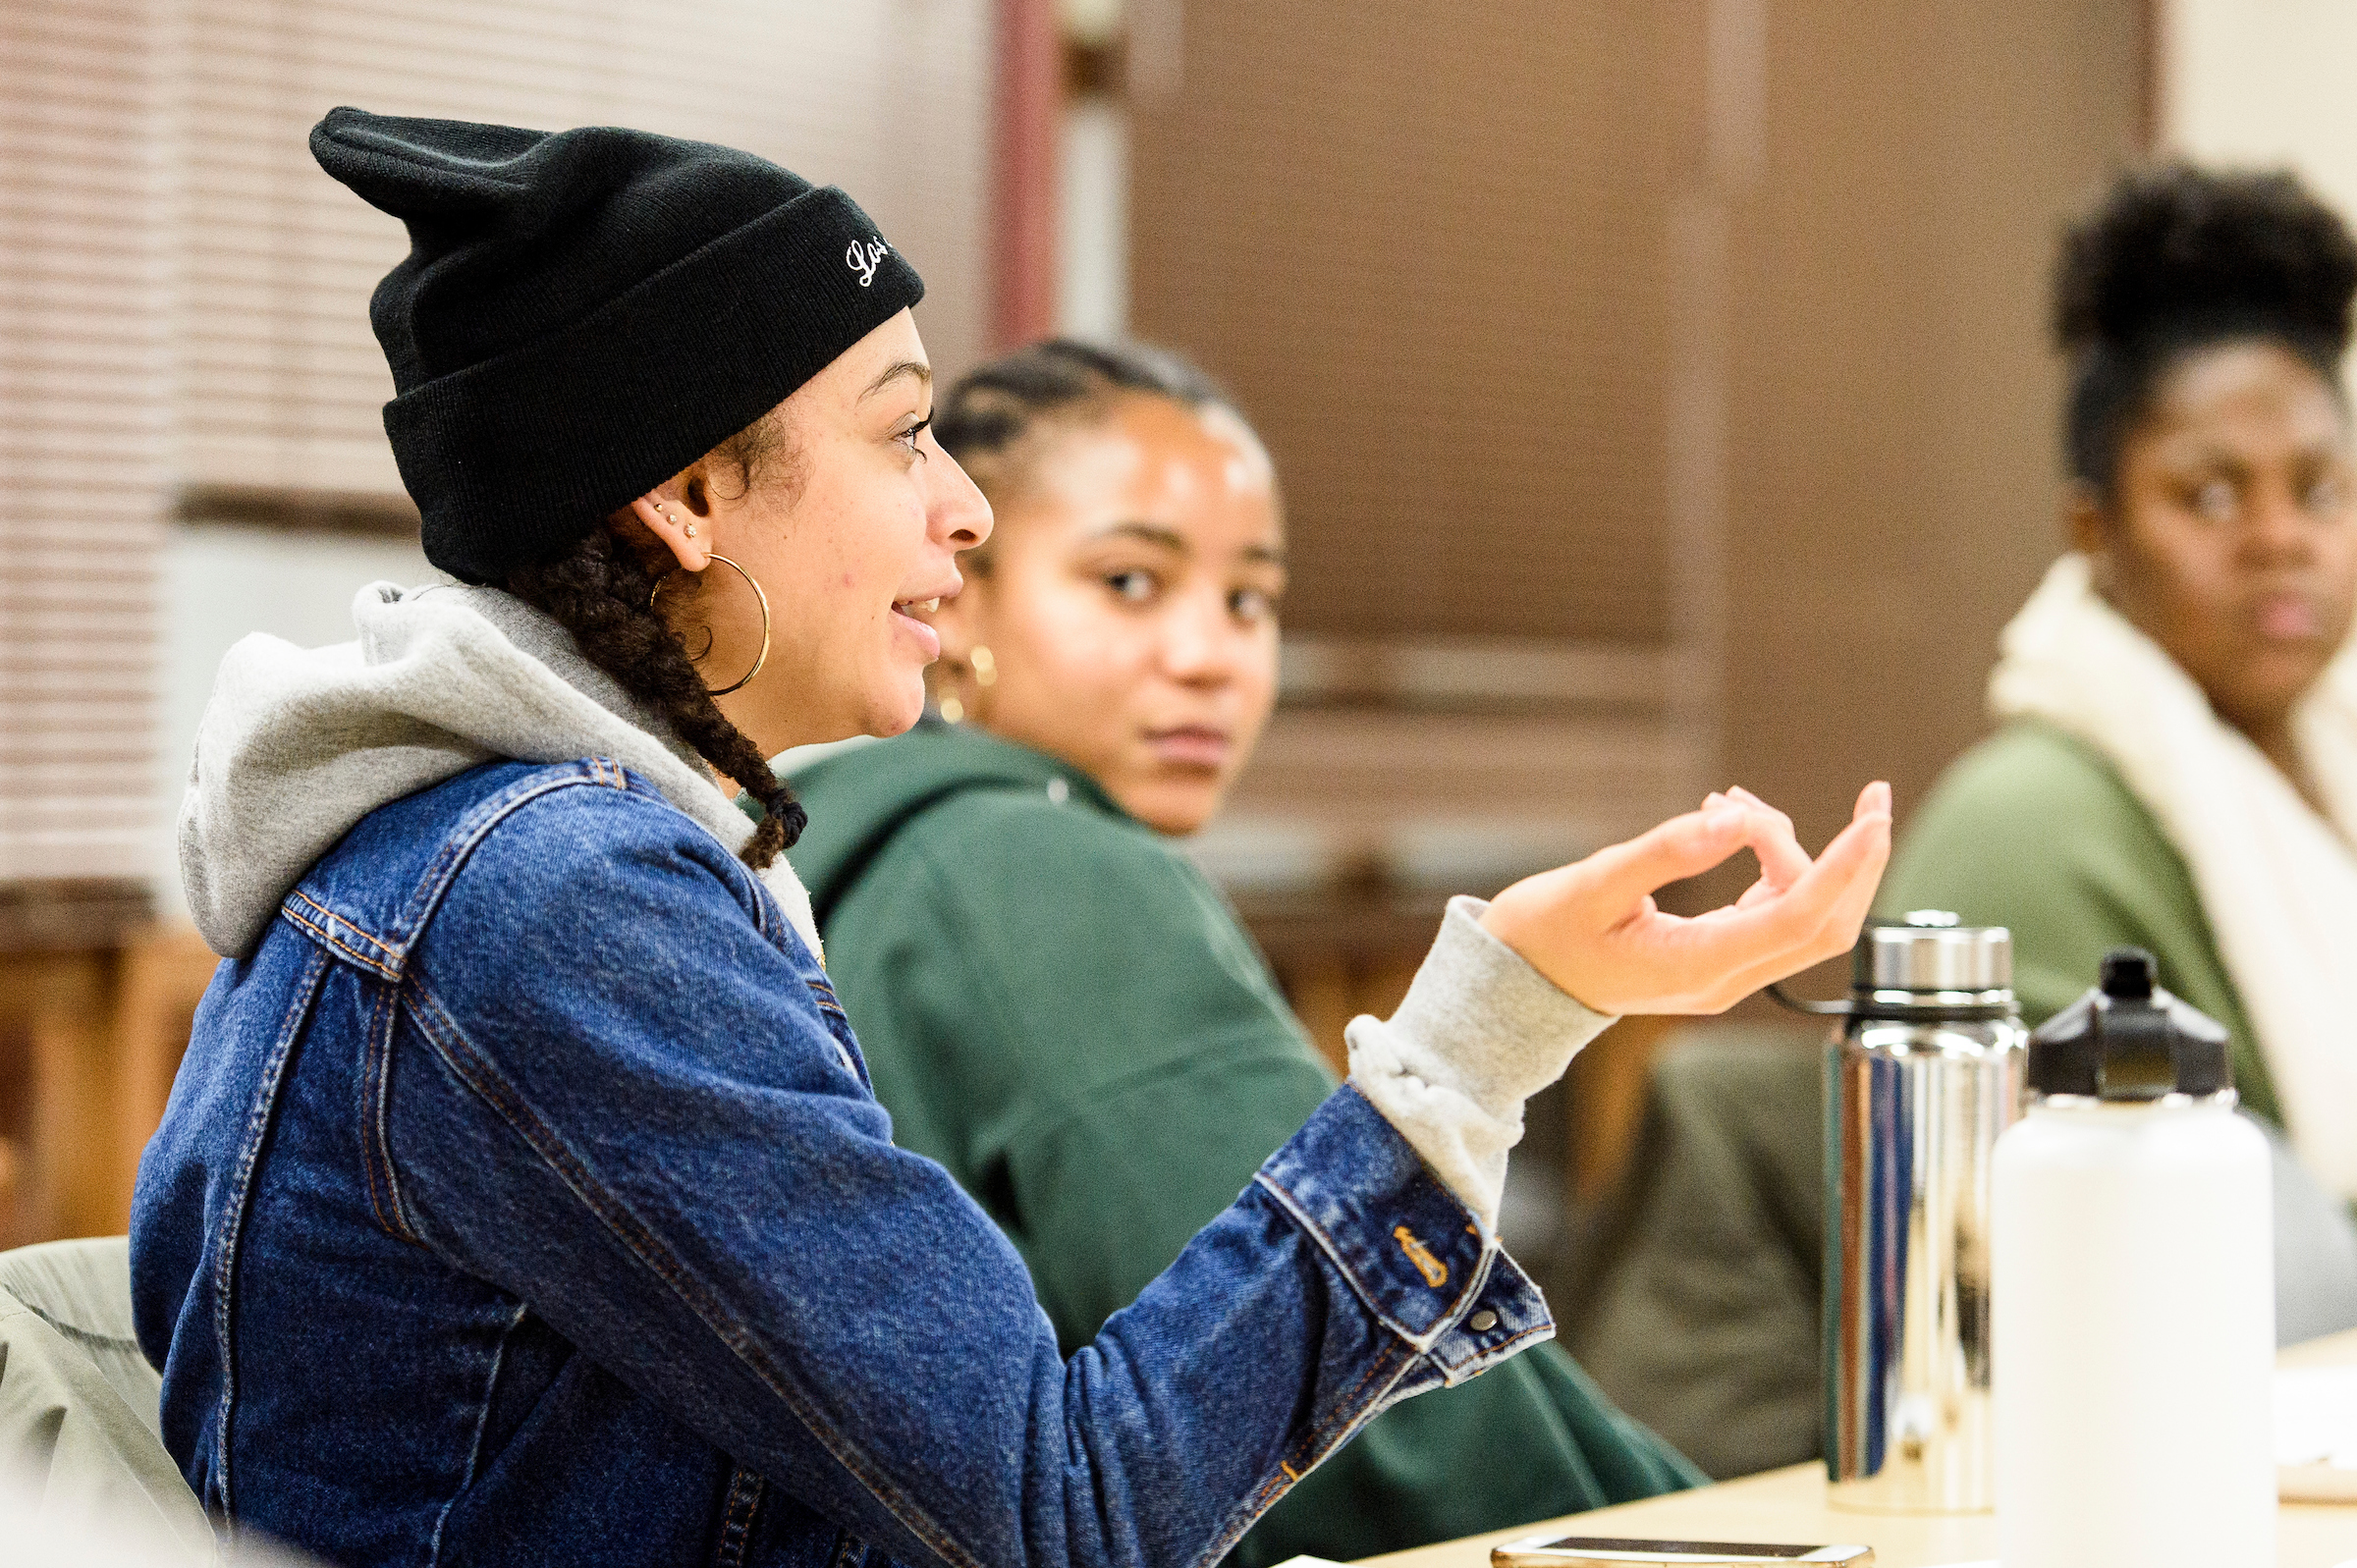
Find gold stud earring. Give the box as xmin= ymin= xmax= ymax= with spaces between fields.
xmin=651 ymin=495 xmax=698 ymax=538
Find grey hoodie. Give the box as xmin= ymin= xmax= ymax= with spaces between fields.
xmin=179 ymin=581 xmax=822 ymax=962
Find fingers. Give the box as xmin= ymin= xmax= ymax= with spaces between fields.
xmin=1575 ymin=801 xmax=1752 ymax=910
xmin=1584 ymin=784 xmax=1854 ymax=929
xmin=1722 ymin=786 xmax=1809 ymax=891
xmin=1541 ymin=781 xmax=1892 ymax=1015
xmin=1673 ymin=797 xmax=1891 ymax=1004
xmin=1747 ymin=791 xmax=1891 ymax=951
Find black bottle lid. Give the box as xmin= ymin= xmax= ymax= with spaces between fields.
xmin=2026 ymin=946 xmax=2232 ymax=1100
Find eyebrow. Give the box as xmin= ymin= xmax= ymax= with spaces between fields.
xmin=1088 ymin=521 xmax=1188 ymax=553
xmin=859 ymin=360 xmax=932 ymax=401
xmin=1086 ymin=521 xmax=1288 ymax=568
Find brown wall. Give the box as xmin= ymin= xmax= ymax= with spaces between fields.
xmin=1130 ymin=2 xmax=1680 ymax=644
xmin=1722 ymin=3 xmax=2147 ymax=882
xmin=1133 ymin=1 xmax=2148 ymax=876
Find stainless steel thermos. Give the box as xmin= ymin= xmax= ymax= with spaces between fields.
xmin=1811 ymin=911 xmax=2028 ymax=1513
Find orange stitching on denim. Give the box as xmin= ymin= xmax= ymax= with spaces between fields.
xmin=208 ymin=943 xmax=331 ymax=1517
xmin=290 ymin=889 xmax=400 ymax=969
xmin=1220 ymin=1341 xmax=1412 ymax=1566
xmin=359 ymin=983 xmax=397 ymax=1237
xmin=1297 ymin=1340 xmax=1400 ymax=1456
xmin=388 ymin=766 xmax=622 ymax=959
xmin=360 ymin=981 xmax=423 ymax=1247
xmin=1251 ymin=1171 xmax=1453 ymax=1346
xmin=714 ymin=1465 xmax=765 ymax=1568
xmin=281 ymin=899 xmax=401 ymax=982
xmin=1393 ymin=1225 xmax=1449 ymax=1287
xmin=401 ymin=981 xmax=987 ymax=1568
xmin=1438 ymin=1321 xmax=1552 ymax=1378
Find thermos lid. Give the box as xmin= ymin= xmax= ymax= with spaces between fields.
xmin=1771 ymin=910 xmax=2019 ymax=1021
xmin=2026 ymin=947 xmax=2231 ymax=1100
xmin=1854 ymin=910 xmax=2013 ymax=993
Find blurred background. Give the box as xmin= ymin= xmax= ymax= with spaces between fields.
xmin=0 ymin=0 xmax=2350 ymax=1283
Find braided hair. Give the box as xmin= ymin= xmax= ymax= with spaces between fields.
xmin=507 ymin=414 xmax=804 ymax=869
xmin=2056 ymin=164 xmax=2357 ymax=498
xmin=934 ymin=338 xmax=1250 ymax=560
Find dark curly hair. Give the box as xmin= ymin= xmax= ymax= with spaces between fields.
xmin=934 ymin=338 xmax=1252 ymax=566
xmin=2057 ymin=164 xmax=2357 ymax=496
xmin=506 ymin=414 xmax=804 ymax=870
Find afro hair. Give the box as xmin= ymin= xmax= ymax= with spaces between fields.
xmin=2057 ymin=165 xmax=2357 ymax=490
xmin=2056 ymin=164 xmax=2357 ymax=356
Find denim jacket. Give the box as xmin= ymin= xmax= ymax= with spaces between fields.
xmin=132 ymin=758 xmax=1552 ymax=1568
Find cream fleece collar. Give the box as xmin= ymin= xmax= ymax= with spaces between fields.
xmin=1991 ymin=554 xmax=2357 ymax=1195
xmin=179 ymin=581 xmax=821 ymax=962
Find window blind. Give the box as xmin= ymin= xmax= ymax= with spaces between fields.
xmin=175 ymin=0 xmax=998 ymax=502
xmin=1129 ymin=0 xmax=1679 ymax=645
xmin=0 ymin=0 xmax=997 ymax=906
xmin=0 ymin=0 xmax=169 ymax=894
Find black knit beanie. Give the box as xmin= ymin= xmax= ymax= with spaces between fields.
xmin=310 ymin=106 xmax=925 ymax=583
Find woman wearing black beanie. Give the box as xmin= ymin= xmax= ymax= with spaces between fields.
xmin=131 ymin=108 xmax=1891 ymax=1566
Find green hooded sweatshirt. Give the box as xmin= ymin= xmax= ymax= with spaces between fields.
xmin=781 ymin=721 xmax=1701 ymax=1567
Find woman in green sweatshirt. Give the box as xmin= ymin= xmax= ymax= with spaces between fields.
xmin=784 ymin=340 xmax=1706 ymax=1566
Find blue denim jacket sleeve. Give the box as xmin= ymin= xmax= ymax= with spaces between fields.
xmin=384 ymin=774 xmax=1550 ymax=1568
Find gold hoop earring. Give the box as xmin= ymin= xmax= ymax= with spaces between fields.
xmin=648 ymin=552 xmax=771 ymax=696
xmin=938 ymin=642 xmax=997 ymax=726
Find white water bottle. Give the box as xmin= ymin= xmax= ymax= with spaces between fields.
xmin=1994 ymin=947 xmax=2274 ymax=1568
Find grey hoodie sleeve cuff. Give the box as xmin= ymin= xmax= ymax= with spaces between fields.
xmin=1344 ymin=894 xmax=1617 ymax=1233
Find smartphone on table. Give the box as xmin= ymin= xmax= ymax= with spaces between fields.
xmin=1491 ymin=1537 xmax=1873 ymax=1567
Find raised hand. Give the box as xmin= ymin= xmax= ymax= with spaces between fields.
xmin=1480 ymin=781 xmax=1891 ymax=1015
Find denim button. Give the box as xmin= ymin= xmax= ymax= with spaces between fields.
xmin=1469 ymin=1309 xmax=1498 ymax=1332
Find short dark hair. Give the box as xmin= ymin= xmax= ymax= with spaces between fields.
xmin=2056 ymin=164 xmax=2357 ymax=497
xmin=934 ymin=340 xmax=1253 ymax=542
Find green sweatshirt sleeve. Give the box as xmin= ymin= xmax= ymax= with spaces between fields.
xmin=819 ymin=784 xmax=1331 ymax=1341
xmin=819 ymin=783 xmax=1699 ymax=1565
xmin=1879 ymin=720 xmax=2277 ymax=1124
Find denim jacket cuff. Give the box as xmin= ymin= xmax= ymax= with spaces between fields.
xmin=1252 ymin=1084 xmax=1552 ymax=1357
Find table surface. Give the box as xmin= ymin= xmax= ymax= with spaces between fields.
xmin=1360 ymin=1327 xmax=2357 ymax=1568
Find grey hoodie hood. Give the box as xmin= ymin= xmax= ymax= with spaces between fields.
xmin=180 ymin=581 xmax=821 ymax=961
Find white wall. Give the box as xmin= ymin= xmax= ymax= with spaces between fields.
xmin=2165 ymin=0 xmax=2357 ymax=241
xmin=1058 ymin=98 xmax=1130 ymax=341
xmin=155 ymin=527 xmax=438 ymax=923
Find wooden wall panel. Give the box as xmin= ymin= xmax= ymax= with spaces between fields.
xmin=1719 ymin=3 xmax=2145 ymax=873
xmin=1129 ymin=2 xmax=1681 ymax=643
xmin=1134 ymin=0 xmax=2144 ymax=880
